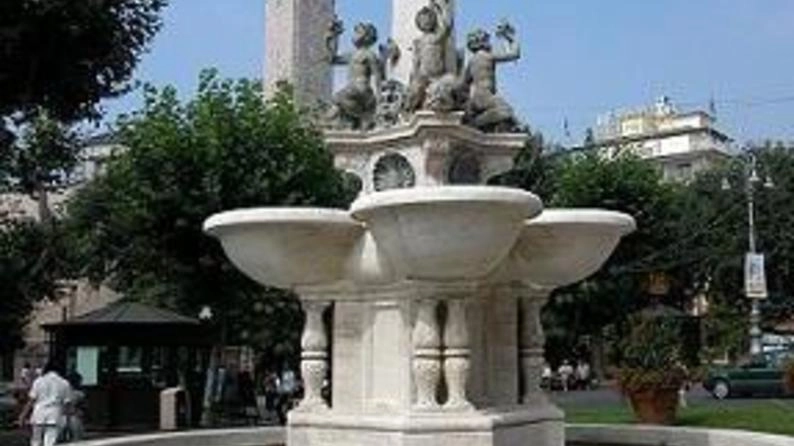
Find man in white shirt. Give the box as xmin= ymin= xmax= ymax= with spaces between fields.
xmin=17 ymin=363 xmax=73 ymax=446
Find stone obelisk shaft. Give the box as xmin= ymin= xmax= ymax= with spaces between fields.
xmin=264 ymin=0 xmax=335 ymax=108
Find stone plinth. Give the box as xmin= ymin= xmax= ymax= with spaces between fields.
xmin=289 ymin=282 xmax=564 ymax=446
xmin=289 ymin=408 xmax=564 ymax=446
xmin=326 ymin=112 xmax=525 ymax=195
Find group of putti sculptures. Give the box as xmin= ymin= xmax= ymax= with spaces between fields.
xmin=325 ymin=0 xmax=520 ymax=133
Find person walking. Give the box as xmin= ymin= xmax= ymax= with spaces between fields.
xmin=575 ymin=360 xmax=591 ymax=390
xmin=558 ymin=360 xmax=574 ymax=392
xmin=63 ymin=369 xmax=85 ymax=442
xmin=19 ymin=363 xmax=33 ymax=389
xmin=16 ymin=362 xmax=73 ymax=446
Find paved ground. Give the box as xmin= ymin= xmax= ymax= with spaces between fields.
xmin=0 ymin=429 xmax=33 ymax=446
xmin=0 ymin=385 xmax=786 ymax=445
xmin=0 ymin=429 xmax=130 ymax=446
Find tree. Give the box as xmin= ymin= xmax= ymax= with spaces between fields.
xmin=686 ymin=143 xmax=794 ymax=357
xmin=5 ymin=111 xmax=81 ymax=222
xmin=0 ymin=0 xmax=167 ymax=124
xmin=65 ymin=71 xmax=355 ymax=362
xmin=0 ymin=220 xmax=70 ymax=354
xmin=542 ymin=152 xmax=683 ymax=365
xmin=0 ymin=0 xmax=167 ymax=368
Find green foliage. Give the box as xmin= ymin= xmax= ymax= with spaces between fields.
xmin=0 ymin=220 xmax=69 ymax=353
xmin=536 ymin=152 xmax=681 ymax=363
xmin=64 ymin=71 xmax=354 ymax=362
xmin=0 ymin=0 xmax=167 ymax=359
xmin=0 ymin=0 xmax=167 ymax=123
xmin=500 ymin=143 xmax=794 ymax=365
xmin=2 ymin=112 xmax=82 ymax=225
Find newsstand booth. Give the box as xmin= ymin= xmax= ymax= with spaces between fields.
xmin=44 ymin=301 xmax=213 ymax=430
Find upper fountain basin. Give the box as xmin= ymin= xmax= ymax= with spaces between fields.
xmin=504 ymin=209 xmax=636 ymax=289
xmin=351 ymin=186 xmax=543 ymax=281
xmin=203 ymin=208 xmax=363 ymax=290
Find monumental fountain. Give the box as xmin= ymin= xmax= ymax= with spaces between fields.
xmin=204 ymin=2 xmax=635 ymax=445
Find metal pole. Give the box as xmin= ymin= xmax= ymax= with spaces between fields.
xmin=746 ymin=154 xmax=762 ymax=356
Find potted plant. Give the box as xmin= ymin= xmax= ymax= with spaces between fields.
xmin=615 ymin=314 xmax=691 ymax=425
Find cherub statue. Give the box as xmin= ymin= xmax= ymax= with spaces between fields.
xmin=462 ymin=21 xmax=520 ymax=132
xmin=405 ymin=0 xmax=461 ymax=112
xmin=326 ymin=18 xmax=383 ymax=130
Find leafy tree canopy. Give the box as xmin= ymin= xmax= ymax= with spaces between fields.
xmin=0 ymin=219 xmax=71 ymax=352
xmin=65 ymin=71 xmax=356 ymax=361
xmin=501 ymin=142 xmax=794 ymax=364
xmin=0 ymin=0 xmax=167 ymax=124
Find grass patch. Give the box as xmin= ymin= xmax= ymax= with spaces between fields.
xmin=562 ymin=400 xmax=794 ymax=436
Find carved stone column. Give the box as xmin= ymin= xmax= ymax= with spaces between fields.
xmin=413 ymin=299 xmax=442 ymax=410
xmin=443 ymin=298 xmax=473 ymax=410
xmin=299 ymin=300 xmax=331 ymax=411
xmin=519 ymin=286 xmax=550 ymax=405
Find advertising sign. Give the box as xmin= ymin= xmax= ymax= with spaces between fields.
xmin=745 ymin=253 xmax=768 ymax=299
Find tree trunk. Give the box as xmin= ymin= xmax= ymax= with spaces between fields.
xmin=36 ymin=180 xmax=52 ymax=225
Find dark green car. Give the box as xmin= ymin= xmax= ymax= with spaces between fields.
xmin=703 ymin=351 xmax=793 ymax=399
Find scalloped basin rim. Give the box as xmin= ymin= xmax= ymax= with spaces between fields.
xmin=203 ymin=207 xmax=360 ymax=236
xmin=528 ymin=209 xmax=636 ymax=233
xmin=350 ymin=186 xmax=543 ymax=219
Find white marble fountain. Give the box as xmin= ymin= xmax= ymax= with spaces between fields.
xmin=205 ymin=3 xmax=635 ymax=444
xmin=204 ymin=186 xmax=635 ymax=446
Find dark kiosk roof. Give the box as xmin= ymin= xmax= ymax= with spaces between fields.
xmin=44 ymin=300 xmax=200 ymax=328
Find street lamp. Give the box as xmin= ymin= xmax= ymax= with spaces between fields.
xmin=722 ymin=150 xmax=774 ymax=357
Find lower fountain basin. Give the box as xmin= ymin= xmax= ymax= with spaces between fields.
xmin=506 ymin=209 xmax=636 ymax=288
xmin=350 ymin=186 xmax=542 ymax=281
xmin=203 ymin=208 xmax=363 ymax=289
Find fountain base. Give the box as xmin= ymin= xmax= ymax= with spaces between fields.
xmin=289 ymin=406 xmax=564 ymax=446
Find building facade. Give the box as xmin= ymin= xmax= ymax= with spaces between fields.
xmin=588 ymin=96 xmax=734 ymax=182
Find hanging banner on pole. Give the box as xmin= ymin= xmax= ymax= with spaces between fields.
xmin=745 ymin=253 xmax=768 ymax=299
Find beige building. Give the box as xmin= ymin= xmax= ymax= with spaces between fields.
xmin=588 ymin=96 xmax=734 ymax=182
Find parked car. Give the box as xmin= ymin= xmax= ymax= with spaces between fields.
xmin=703 ymin=350 xmax=794 ymax=399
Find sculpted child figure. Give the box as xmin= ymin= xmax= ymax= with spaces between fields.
xmin=462 ymin=22 xmax=520 ymax=132
xmin=326 ymin=19 xmax=383 ymax=130
xmin=405 ymin=0 xmax=459 ymax=112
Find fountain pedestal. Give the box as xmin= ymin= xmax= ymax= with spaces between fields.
xmin=288 ymin=283 xmax=564 ymax=446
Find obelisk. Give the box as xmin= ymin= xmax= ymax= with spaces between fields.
xmin=264 ymin=0 xmax=335 ymax=108
xmin=391 ymin=0 xmax=457 ymax=85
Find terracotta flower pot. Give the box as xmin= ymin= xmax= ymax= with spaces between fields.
xmin=626 ymin=387 xmax=679 ymax=425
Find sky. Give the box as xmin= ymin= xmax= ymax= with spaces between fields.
xmin=101 ymin=0 xmax=794 ymax=145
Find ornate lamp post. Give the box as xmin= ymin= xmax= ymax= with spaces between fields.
xmin=722 ymin=151 xmax=775 ymax=356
